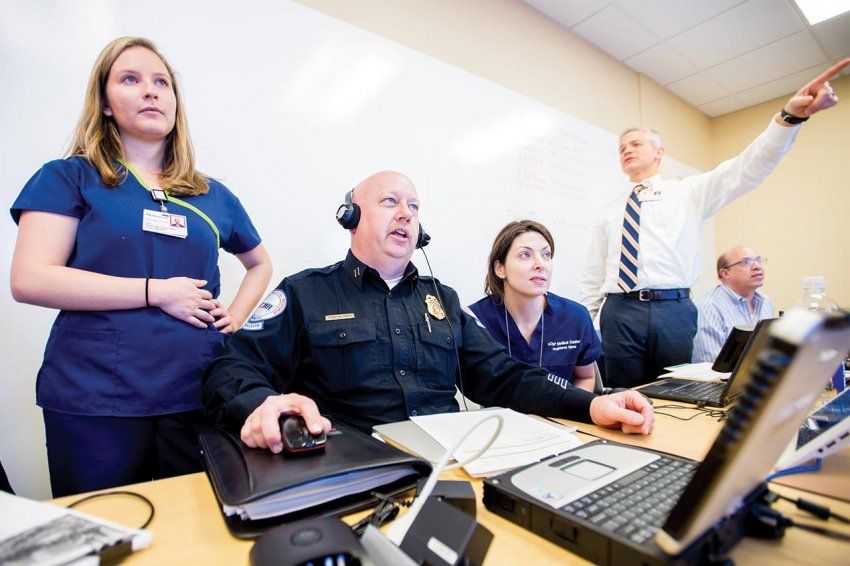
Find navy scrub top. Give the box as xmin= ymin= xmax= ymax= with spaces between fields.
xmin=11 ymin=157 xmax=262 ymax=417
xmin=468 ymin=293 xmax=602 ymax=380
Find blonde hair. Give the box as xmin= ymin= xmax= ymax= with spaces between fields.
xmin=66 ymin=37 xmax=208 ymax=196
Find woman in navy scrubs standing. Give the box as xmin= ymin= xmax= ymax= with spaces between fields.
xmin=469 ymin=221 xmax=601 ymax=392
xmin=10 ymin=37 xmax=273 ymax=496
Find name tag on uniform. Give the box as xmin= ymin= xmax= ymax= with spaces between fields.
xmin=638 ymin=187 xmax=663 ymax=202
xmin=142 ymin=209 xmax=188 ymax=238
xmin=325 ymin=313 xmax=355 ymax=321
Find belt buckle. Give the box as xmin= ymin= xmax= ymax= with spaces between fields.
xmin=638 ymin=289 xmax=652 ymax=302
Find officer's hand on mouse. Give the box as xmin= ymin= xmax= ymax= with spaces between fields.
xmin=241 ymin=393 xmax=332 ymax=453
xmin=147 ymin=277 xmax=216 ymax=328
xmin=589 ymin=390 xmax=655 ymax=435
xmin=208 ymin=298 xmax=237 ymax=333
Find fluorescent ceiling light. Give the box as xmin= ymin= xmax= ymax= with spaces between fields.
xmin=794 ymin=0 xmax=850 ymax=25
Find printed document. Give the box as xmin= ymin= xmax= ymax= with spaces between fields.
xmin=659 ymin=362 xmax=731 ymax=381
xmin=411 ymin=409 xmax=581 ymax=477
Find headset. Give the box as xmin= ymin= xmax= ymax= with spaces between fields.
xmin=336 ymin=189 xmax=430 ymax=249
xmin=335 ymin=186 xmax=467 ymax=408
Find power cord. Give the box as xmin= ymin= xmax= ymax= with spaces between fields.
xmin=765 ymin=458 xmax=822 ymax=482
xmin=772 ymin=492 xmax=850 ymax=524
xmin=66 ymin=490 xmax=155 ymax=530
xmin=419 ymin=247 xmax=469 ymax=412
xmin=652 ymin=404 xmax=727 ymax=422
xmin=351 ymin=492 xmax=414 ymax=536
xmin=747 ymin=503 xmax=850 ymax=542
xmin=384 ymin=413 xmax=504 ymax=545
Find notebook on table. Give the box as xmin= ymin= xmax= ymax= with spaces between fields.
xmin=200 ymin=422 xmax=432 ymax=538
xmin=484 ymin=308 xmax=850 ymax=565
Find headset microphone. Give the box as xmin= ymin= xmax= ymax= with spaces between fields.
xmin=336 ymin=188 xmax=430 ymax=248
xmin=334 ymin=186 xmax=462 ymax=406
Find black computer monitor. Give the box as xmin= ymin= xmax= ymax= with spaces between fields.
xmin=711 ymin=318 xmax=775 ymax=373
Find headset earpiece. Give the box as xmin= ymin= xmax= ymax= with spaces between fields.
xmin=336 ymin=188 xmax=431 ymax=248
xmin=416 ymin=224 xmax=431 ymax=249
xmin=335 ymin=189 xmax=360 ymax=230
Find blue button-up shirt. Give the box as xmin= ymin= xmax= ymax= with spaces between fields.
xmin=692 ymin=284 xmax=775 ymax=363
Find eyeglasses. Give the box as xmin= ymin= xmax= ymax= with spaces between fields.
xmin=723 ymin=256 xmax=766 ymax=269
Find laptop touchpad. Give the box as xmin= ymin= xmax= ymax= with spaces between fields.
xmin=561 ymin=460 xmax=615 ymax=481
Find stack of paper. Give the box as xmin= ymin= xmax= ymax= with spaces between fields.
xmin=224 ymin=466 xmax=418 ymax=520
xmin=658 ymin=362 xmax=731 ymax=381
xmin=411 ymin=408 xmax=581 ymax=477
xmin=0 ymin=491 xmax=151 ymax=565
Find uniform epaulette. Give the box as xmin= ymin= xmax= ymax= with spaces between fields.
xmin=286 ymin=261 xmax=344 ymax=282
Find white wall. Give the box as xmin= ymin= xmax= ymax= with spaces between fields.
xmin=0 ymin=0 xmax=713 ymax=499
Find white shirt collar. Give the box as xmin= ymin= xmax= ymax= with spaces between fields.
xmin=625 ymin=173 xmax=663 ymax=194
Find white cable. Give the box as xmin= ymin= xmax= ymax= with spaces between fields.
xmin=385 ymin=413 xmax=504 ymax=545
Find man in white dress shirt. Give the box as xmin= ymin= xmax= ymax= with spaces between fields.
xmin=692 ymin=246 xmax=774 ymax=364
xmin=579 ymin=60 xmax=847 ymax=388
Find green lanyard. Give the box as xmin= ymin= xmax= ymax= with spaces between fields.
xmin=119 ymin=158 xmax=221 ymax=248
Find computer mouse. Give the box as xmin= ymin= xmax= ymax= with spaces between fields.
xmin=280 ymin=415 xmax=326 ymax=454
xmin=611 ymin=387 xmax=654 ymax=406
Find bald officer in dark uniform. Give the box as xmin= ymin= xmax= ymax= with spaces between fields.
xmin=203 ymin=171 xmax=654 ymax=453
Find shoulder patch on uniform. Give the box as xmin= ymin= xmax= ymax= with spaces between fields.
xmin=243 ymin=289 xmax=287 ymax=331
xmin=461 ymin=304 xmax=486 ymax=329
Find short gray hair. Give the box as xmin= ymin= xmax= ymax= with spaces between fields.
xmin=620 ymin=127 xmax=663 ymax=149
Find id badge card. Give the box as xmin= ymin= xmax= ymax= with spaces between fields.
xmin=638 ymin=187 xmax=663 ymax=202
xmin=142 ymin=209 xmax=188 ymax=238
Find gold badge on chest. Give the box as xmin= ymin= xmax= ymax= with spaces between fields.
xmin=425 ymin=294 xmax=446 ymax=320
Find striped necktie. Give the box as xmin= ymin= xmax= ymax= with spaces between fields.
xmin=617 ymin=184 xmax=643 ymax=292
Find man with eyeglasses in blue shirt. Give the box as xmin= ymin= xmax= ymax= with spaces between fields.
xmin=692 ymin=246 xmax=774 ymax=363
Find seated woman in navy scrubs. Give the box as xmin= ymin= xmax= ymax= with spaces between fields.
xmin=10 ymin=37 xmax=273 ymax=496
xmin=469 ymin=220 xmax=601 ymax=392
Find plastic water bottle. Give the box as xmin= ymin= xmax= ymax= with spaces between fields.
xmin=793 ymin=276 xmax=846 ymax=391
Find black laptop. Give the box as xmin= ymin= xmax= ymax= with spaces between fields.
xmin=638 ymin=318 xmax=775 ymax=407
xmin=484 ymin=309 xmax=850 ymax=565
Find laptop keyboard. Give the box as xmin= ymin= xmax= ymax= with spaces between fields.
xmin=678 ymin=380 xmax=725 ymax=401
xmin=559 ymin=456 xmax=698 ymax=545
xmin=643 ymin=379 xmax=725 ymax=402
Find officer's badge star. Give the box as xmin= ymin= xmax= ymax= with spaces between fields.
xmin=425 ymin=295 xmax=446 ymax=320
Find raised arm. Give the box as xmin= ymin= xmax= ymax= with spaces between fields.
xmin=777 ymin=58 xmax=848 ymax=124
xmin=11 ymin=210 xmax=216 ymax=328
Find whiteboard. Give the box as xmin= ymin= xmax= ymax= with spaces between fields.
xmin=0 ymin=0 xmax=708 ymax=497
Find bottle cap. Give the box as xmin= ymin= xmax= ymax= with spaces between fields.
xmin=802 ymin=276 xmax=825 ymax=292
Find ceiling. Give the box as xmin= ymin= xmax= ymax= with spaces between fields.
xmin=522 ymin=0 xmax=850 ymax=117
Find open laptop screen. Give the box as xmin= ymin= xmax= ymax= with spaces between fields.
xmin=656 ymin=309 xmax=850 ymax=555
xmin=712 ymin=318 xmax=775 ymax=373
xmin=721 ymin=318 xmax=775 ymax=402
xmin=776 ymin=388 xmax=850 ymax=470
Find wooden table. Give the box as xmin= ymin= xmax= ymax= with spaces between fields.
xmin=52 ymin=402 xmax=850 ymax=565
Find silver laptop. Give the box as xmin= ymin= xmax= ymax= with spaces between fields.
xmin=776 ymin=387 xmax=850 ymax=470
xmin=484 ymin=308 xmax=850 ymax=563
